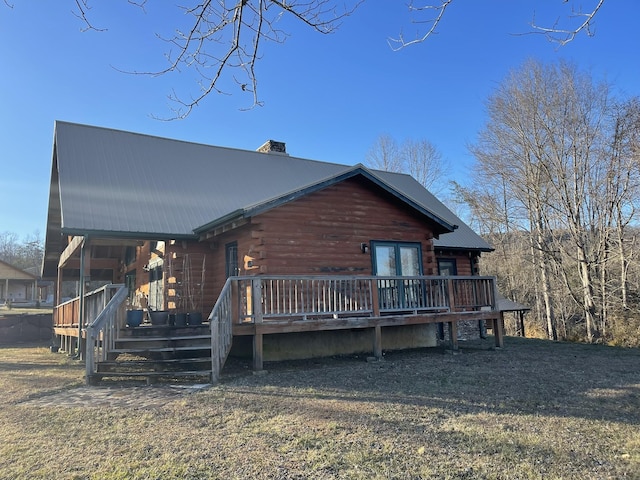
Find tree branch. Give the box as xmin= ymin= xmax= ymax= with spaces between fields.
xmin=528 ymin=0 xmax=605 ymax=46
xmin=388 ymin=0 xmax=453 ymax=51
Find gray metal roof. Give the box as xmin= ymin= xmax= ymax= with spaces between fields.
xmin=497 ymin=294 xmax=531 ymax=312
xmin=48 ymin=121 xmax=492 ymax=252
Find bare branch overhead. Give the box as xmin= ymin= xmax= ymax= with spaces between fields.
xmin=528 ymin=0 xmax=605 ymax=45
xmin=61 ymin=1 xmax=607 ymax=117
xmin=388 ymin=1 xmax=606 ymax=49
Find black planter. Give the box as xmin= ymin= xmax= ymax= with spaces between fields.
xmin=187 ymin=311 xmax=203 ymax=325
xmin=174 ymin=313 xmax=187 ymax=327
xmin=149 ymin=310 xmax=170 ymax=325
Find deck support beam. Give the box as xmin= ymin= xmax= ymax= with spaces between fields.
xmin=448 ymin=321 xmax=459 ymax=351
xmin=494 ymin=316 xmax=504 ymax=348
xmin=253 ymin=333 xmax=263 ymax=371
xmin=373 ymin=325 xmax=382 ymax=359
xmin=252 ymin=278 xmax=264 ymax=371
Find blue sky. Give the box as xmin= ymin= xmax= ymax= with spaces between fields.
xmin=1 ymin=1 xmax=638 ymax=240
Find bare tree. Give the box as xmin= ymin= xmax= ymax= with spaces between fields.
xmin=402 ymin=138 xmax=447 ymax=193
xmin=470 ymin=59 xmax=640 ymax=344
xmin=366 ymin=134 xmax=448 ymax=192
xmin=0 ymin=231 xmax=43 ymax=272
xmin=365 ymin=134 xmax=403 ymax=172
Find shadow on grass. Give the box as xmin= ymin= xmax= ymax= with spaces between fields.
xmin=219 ymin=337 xmax=640 ymax=426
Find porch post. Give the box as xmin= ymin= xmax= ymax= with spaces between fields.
xmin=76 ymin=236 xmax=91 ymax=360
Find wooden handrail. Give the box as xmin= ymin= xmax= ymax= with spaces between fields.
xmin=208 ymin=278 xmax=234 ymax=382
xmin=84 ymin=284 xmax=128 ymax=384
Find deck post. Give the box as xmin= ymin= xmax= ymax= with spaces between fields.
xmin=373 ymin=325 xmax=382 ymax=359
xmin=211 ymin=314 xmax=220 ymax=382
xmin=252 ymin=278 xmax=264 ymax=371
xmin=448 ymin=321 xmax=459 ymax=351
xmin=494 ymin=314 xmax=505 ymax=348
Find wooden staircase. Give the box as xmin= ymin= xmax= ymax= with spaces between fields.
xmin=91 ymin=324 xmax=213 ymax=384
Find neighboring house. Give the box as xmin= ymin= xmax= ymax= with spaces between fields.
xmin=0 ymin=259 xmax=38 ymax=305
xmin=42 ymin=121 xmax=503 ymax=383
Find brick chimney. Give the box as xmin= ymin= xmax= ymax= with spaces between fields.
xmin=257 ymin=139 xmax=287 ymax=155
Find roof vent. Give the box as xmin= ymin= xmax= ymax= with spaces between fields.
xmin=257 ymin=140 xmax=287 ymax=155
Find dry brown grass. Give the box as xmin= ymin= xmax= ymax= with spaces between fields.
xmin=0 ymin=337 xmax=638 ymax=479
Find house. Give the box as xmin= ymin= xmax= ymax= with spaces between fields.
xmin=0 ymin=259 xmax=38 ymax=306
xmin=42 ymin=121 xmax=502 ymax=384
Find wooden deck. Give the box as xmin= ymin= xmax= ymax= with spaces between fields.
xmin=53 ymin=275 xmax=502 ymax=383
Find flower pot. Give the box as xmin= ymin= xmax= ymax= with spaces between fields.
xmin=174 ymin=313 xmax=187 ymax=327
xmin=187 ymin=311 xmax=202 ymax=325
xmin=126 ymin=309 xmax=144 ymax=327
xmin=149 ymin=310 xmax=170 ymax=325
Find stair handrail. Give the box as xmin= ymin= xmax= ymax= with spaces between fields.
xmin=85 ymin=284 xmax=128 ymax=384
xmin=208 ymin=277 xmax=235 ymax=382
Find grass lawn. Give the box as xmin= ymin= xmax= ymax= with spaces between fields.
xmin=0 ymin=337 xmax=638 ymax=479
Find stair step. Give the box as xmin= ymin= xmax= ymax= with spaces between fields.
xmin=119 ymin=325 xmax=209 ymax=338
xmin=110 ymin=345 xmax=212 ymax=354
xmin=101 ymin=357 xmax=211 ymax=366
xmin=116 ymin=334 xmax=211 ymax=342
xmin=114 ymin=335 xmax=211 ymax=351
xmin=94 ymin=370 xmax=213 ymax=378
xmin=97 ymin=361 xmax=212 ymax=374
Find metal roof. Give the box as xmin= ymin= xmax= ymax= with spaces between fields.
xmin=497 ymin=294 xmax=531 ymax=313
xmin=47 ymin=121 xmax=492 ymax=249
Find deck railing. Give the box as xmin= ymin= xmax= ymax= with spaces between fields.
xmin=230 ymin=275 xmax=497 ymax=323
xmin=208 ymin=278 xmax=235 ymax=381
xmin=54 ymin=296 xmax=80 ymax=327
xmin=54 ymin=284 xmax=123 ymax=328
xmin=84 ymin=284 xmax=128 ymax=383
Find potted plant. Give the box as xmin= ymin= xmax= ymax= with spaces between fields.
xmin=125 ymin=296 xmax=144 ymax=327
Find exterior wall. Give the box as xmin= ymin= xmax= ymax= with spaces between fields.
xmin=164 ymin=240 xmax=223 ymax=315
xmin=1 ymin=281 xmax=35 ymax=302
xmin=435 ymin=250 xmax=478 ymax=276
xmin=243 ymin=177 xmax=438 ymax=277
xmin=196 ymin=177 xmax=442 ymax=316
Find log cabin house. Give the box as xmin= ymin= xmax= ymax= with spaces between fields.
xmin=42 ymin=121 xmax=504 ymax=384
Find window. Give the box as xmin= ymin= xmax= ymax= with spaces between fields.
xmin=372 ymin=242 xmax=423 ymax=277
xmin=438 ymin=259 xmax=457 ymax=276
xmin=124 ymin=270 xmax=136 ymax=303
xmin=225 ymin=242 xmax=239 ymax=278
xmin=372 ymin=241 xmax=423 ymax=311
xmin=124 ymin=246 xmax=137 ymax=266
